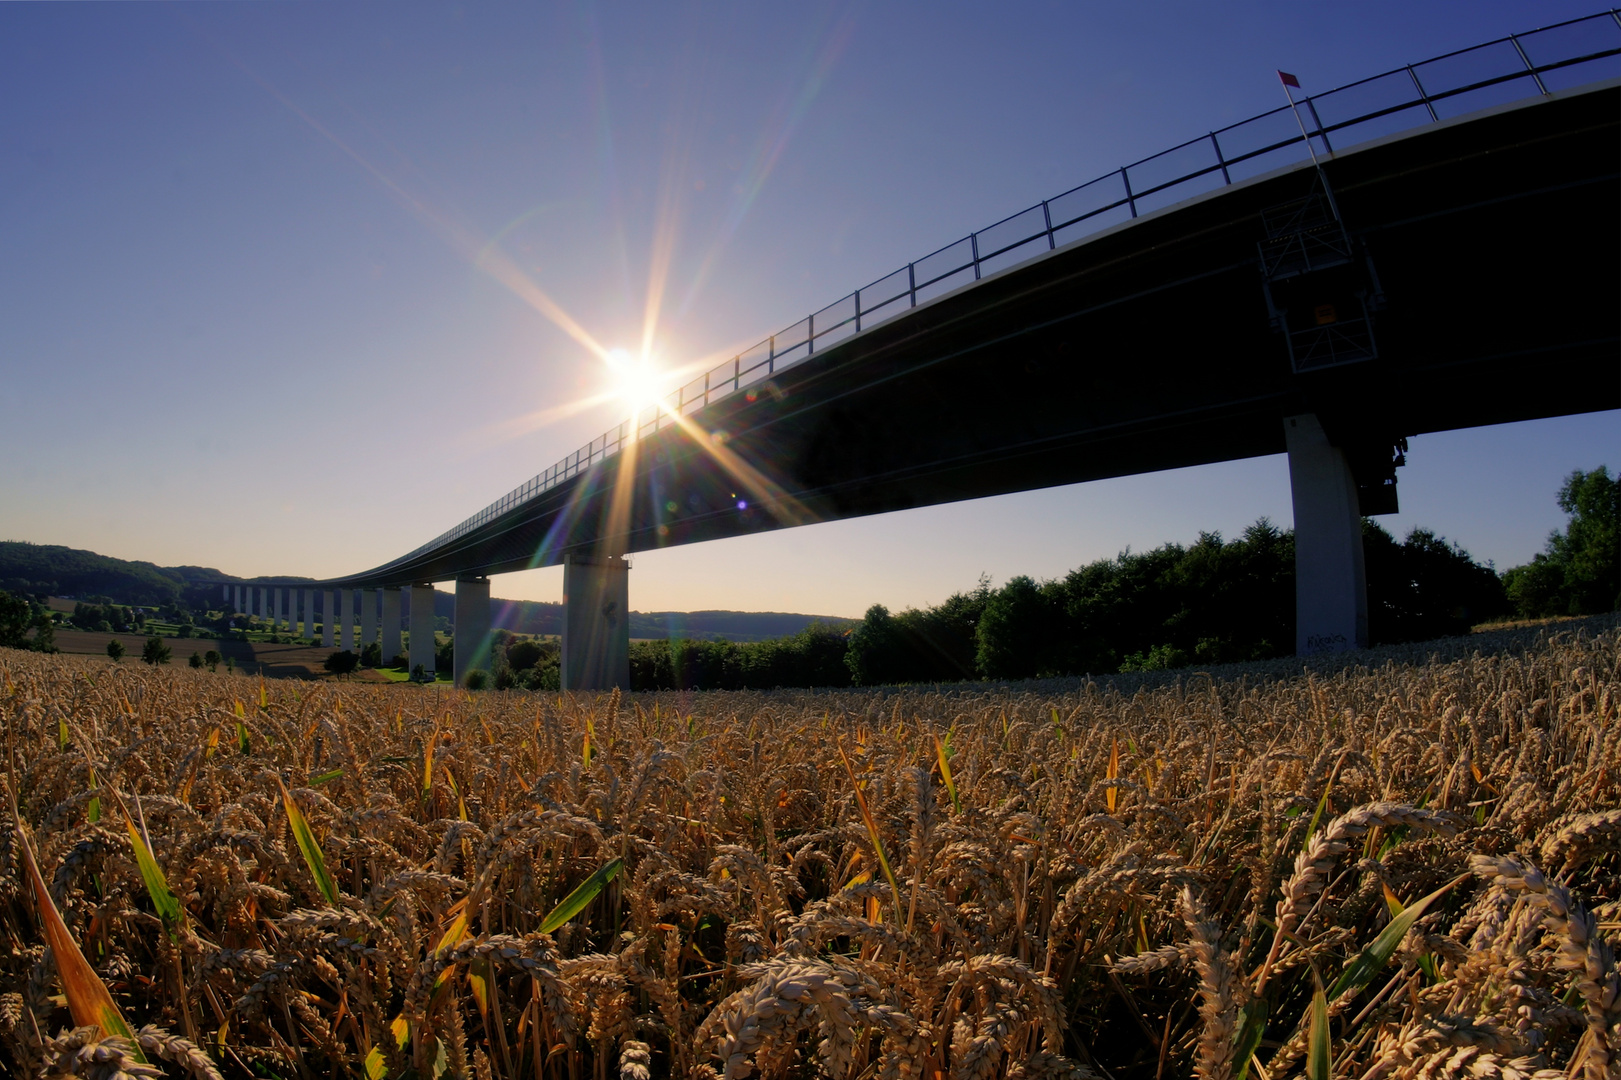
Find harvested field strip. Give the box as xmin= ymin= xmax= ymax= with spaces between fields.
xmin=0 ymin=622 xmax=1615 ymax=1078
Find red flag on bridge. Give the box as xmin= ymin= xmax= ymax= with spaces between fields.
xmin=1277 ymin=70 xmax=1301 ymax=88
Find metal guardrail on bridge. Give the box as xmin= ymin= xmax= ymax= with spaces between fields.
xmin=384 ymin=10 xmax=1620 ymax=574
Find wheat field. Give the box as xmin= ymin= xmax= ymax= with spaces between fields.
xmin=0 ymin=622 xmax=1615 ymax=1079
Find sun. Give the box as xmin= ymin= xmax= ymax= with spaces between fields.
xmin=604 ymin=348 xmax=665 ymax=418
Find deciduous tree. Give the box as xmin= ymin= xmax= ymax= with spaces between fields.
xmin=1503 ymin=466 xmax=1619 ymax=617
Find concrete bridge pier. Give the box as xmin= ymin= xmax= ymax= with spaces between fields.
xmin=303 ymin=589 xmax=316 ymax=641
xmin=360 ymin=589 xmax=376 ymax=650
xmin=409 ymin=584 xmax=436 ymax=677
xmin=561 ymin=554 xmax=630 ymax=691
xmin=381 ymin=588 xmax=402 ymax=664
xmin=259 ymin=587 xmax=268 ymax=622
xmin=340 ymin=589 xmax=355 ymax=651
xmin=286 ymin=589 xmax=299 ymax=638
xmin=322 ymin=590 xmax=336 ymax=648
xmin=1286 ymin=413 xmax=1368 ymax=655
xmin=453 ymin=578 xmax=492 ymax=687
xmin=274 ymin=588 xmax=284 ymax=632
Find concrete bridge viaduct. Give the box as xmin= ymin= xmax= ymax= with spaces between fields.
xmin=222 ymin=15 xmax=1620 ymax=689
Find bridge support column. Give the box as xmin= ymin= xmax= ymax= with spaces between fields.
xmin=454 ymin=578 xmax=492 ymax=687
xmin=340 ymin=589 xmax=355 ymax=651
xmin=274 ymin=588 xmax=284 ymax=632
xmin=259 ymin=587 xmax=268 ymax=621
xmin=1286 ymin=413 xmax=1368 ymax=655
xmin=409 ymin=584 xmax=436 ymax=677
xmin=234 ymin=585 xmax=242 ymax=614
xmin=322 ymin=591 xmax=336 ymax=648
xmin=381 ymin=588 xmax=402 ymax=665
xmin=286 ymin=589 xmax=299 ymax=637
xmin=360 ymin=589 xmax=376 ymax=650
xmin=561 ymin=554 xmax=629 ymax=691
xmin=303 ymin=589 xmax=316 ymax=641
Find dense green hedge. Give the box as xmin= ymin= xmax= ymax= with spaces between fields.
xmin=629 ymin=623 xmax=850 ymax=690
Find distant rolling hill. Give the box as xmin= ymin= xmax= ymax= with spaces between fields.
xmin=482 ymin=596 xmax=854 ymax=641
xmin=0 ymin=540 xmax=227 ymax=606
xmin=0 ymin=540 xmax=853 ymax=643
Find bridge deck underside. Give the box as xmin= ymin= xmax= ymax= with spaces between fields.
xmin=349 ymin=84 xmax=1618 ymax=588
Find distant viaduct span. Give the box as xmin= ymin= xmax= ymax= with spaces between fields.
xmin=224 ymin=13 xmax=1620 ymax=688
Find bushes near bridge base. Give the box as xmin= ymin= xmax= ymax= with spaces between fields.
xmin=630 ymin=622 xmax=849 ymax=691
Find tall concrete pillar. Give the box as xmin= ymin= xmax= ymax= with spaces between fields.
xmin=322 ymin=591 xmax=336 ymax=648
xmin=381 ymin=588 xmax=402 ymax=665
xmin=286 ymin=589 xmax=299 ymax=637
xmin=561 ymin=554 xmax=629 ymax=691
xmin=409 ymin=584 xmax=436 ymax=677
xmin=340 ymin=588 xmax=355 ymax=651
xmin=360 ymin=589 xmax=376 ymax=649
xmin=1286 ymin=413 xmax=1368 ymax=655
xmin=222 ymin=584 xmax=229 ymax=603
xmin=453 ymin=578 xmax=493 ymax=687
xmin=274 ymin=588 xmax=284 ymax=631
xmin=258 ymin=587 xmax=268 ymax=620
xmin=302 ymin=589 xmax=316 ymax=641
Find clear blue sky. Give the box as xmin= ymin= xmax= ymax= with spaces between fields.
xmin=1 ymin=2 xmax=1614 ymax=617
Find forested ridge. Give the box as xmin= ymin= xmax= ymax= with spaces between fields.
xmin=0 ymin=541 xmax=222 ymax=607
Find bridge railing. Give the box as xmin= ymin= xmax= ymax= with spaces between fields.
xmin=383 ymin=10 xmax=1620 ymax=576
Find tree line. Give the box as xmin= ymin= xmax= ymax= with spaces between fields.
xmin=618 ymin=465 xmax=1617 ymax=689
xmin=3 ymin=467 xmax=1615 ymax=690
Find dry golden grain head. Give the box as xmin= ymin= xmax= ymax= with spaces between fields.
xmin=0 ymin=622 xmax=1612 ymax=1077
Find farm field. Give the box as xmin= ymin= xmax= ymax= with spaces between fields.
xmin=0 ymin=621 xmax=1615 ymax=1079
xmin=45 ymin=630 xmax=368 ymax=682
